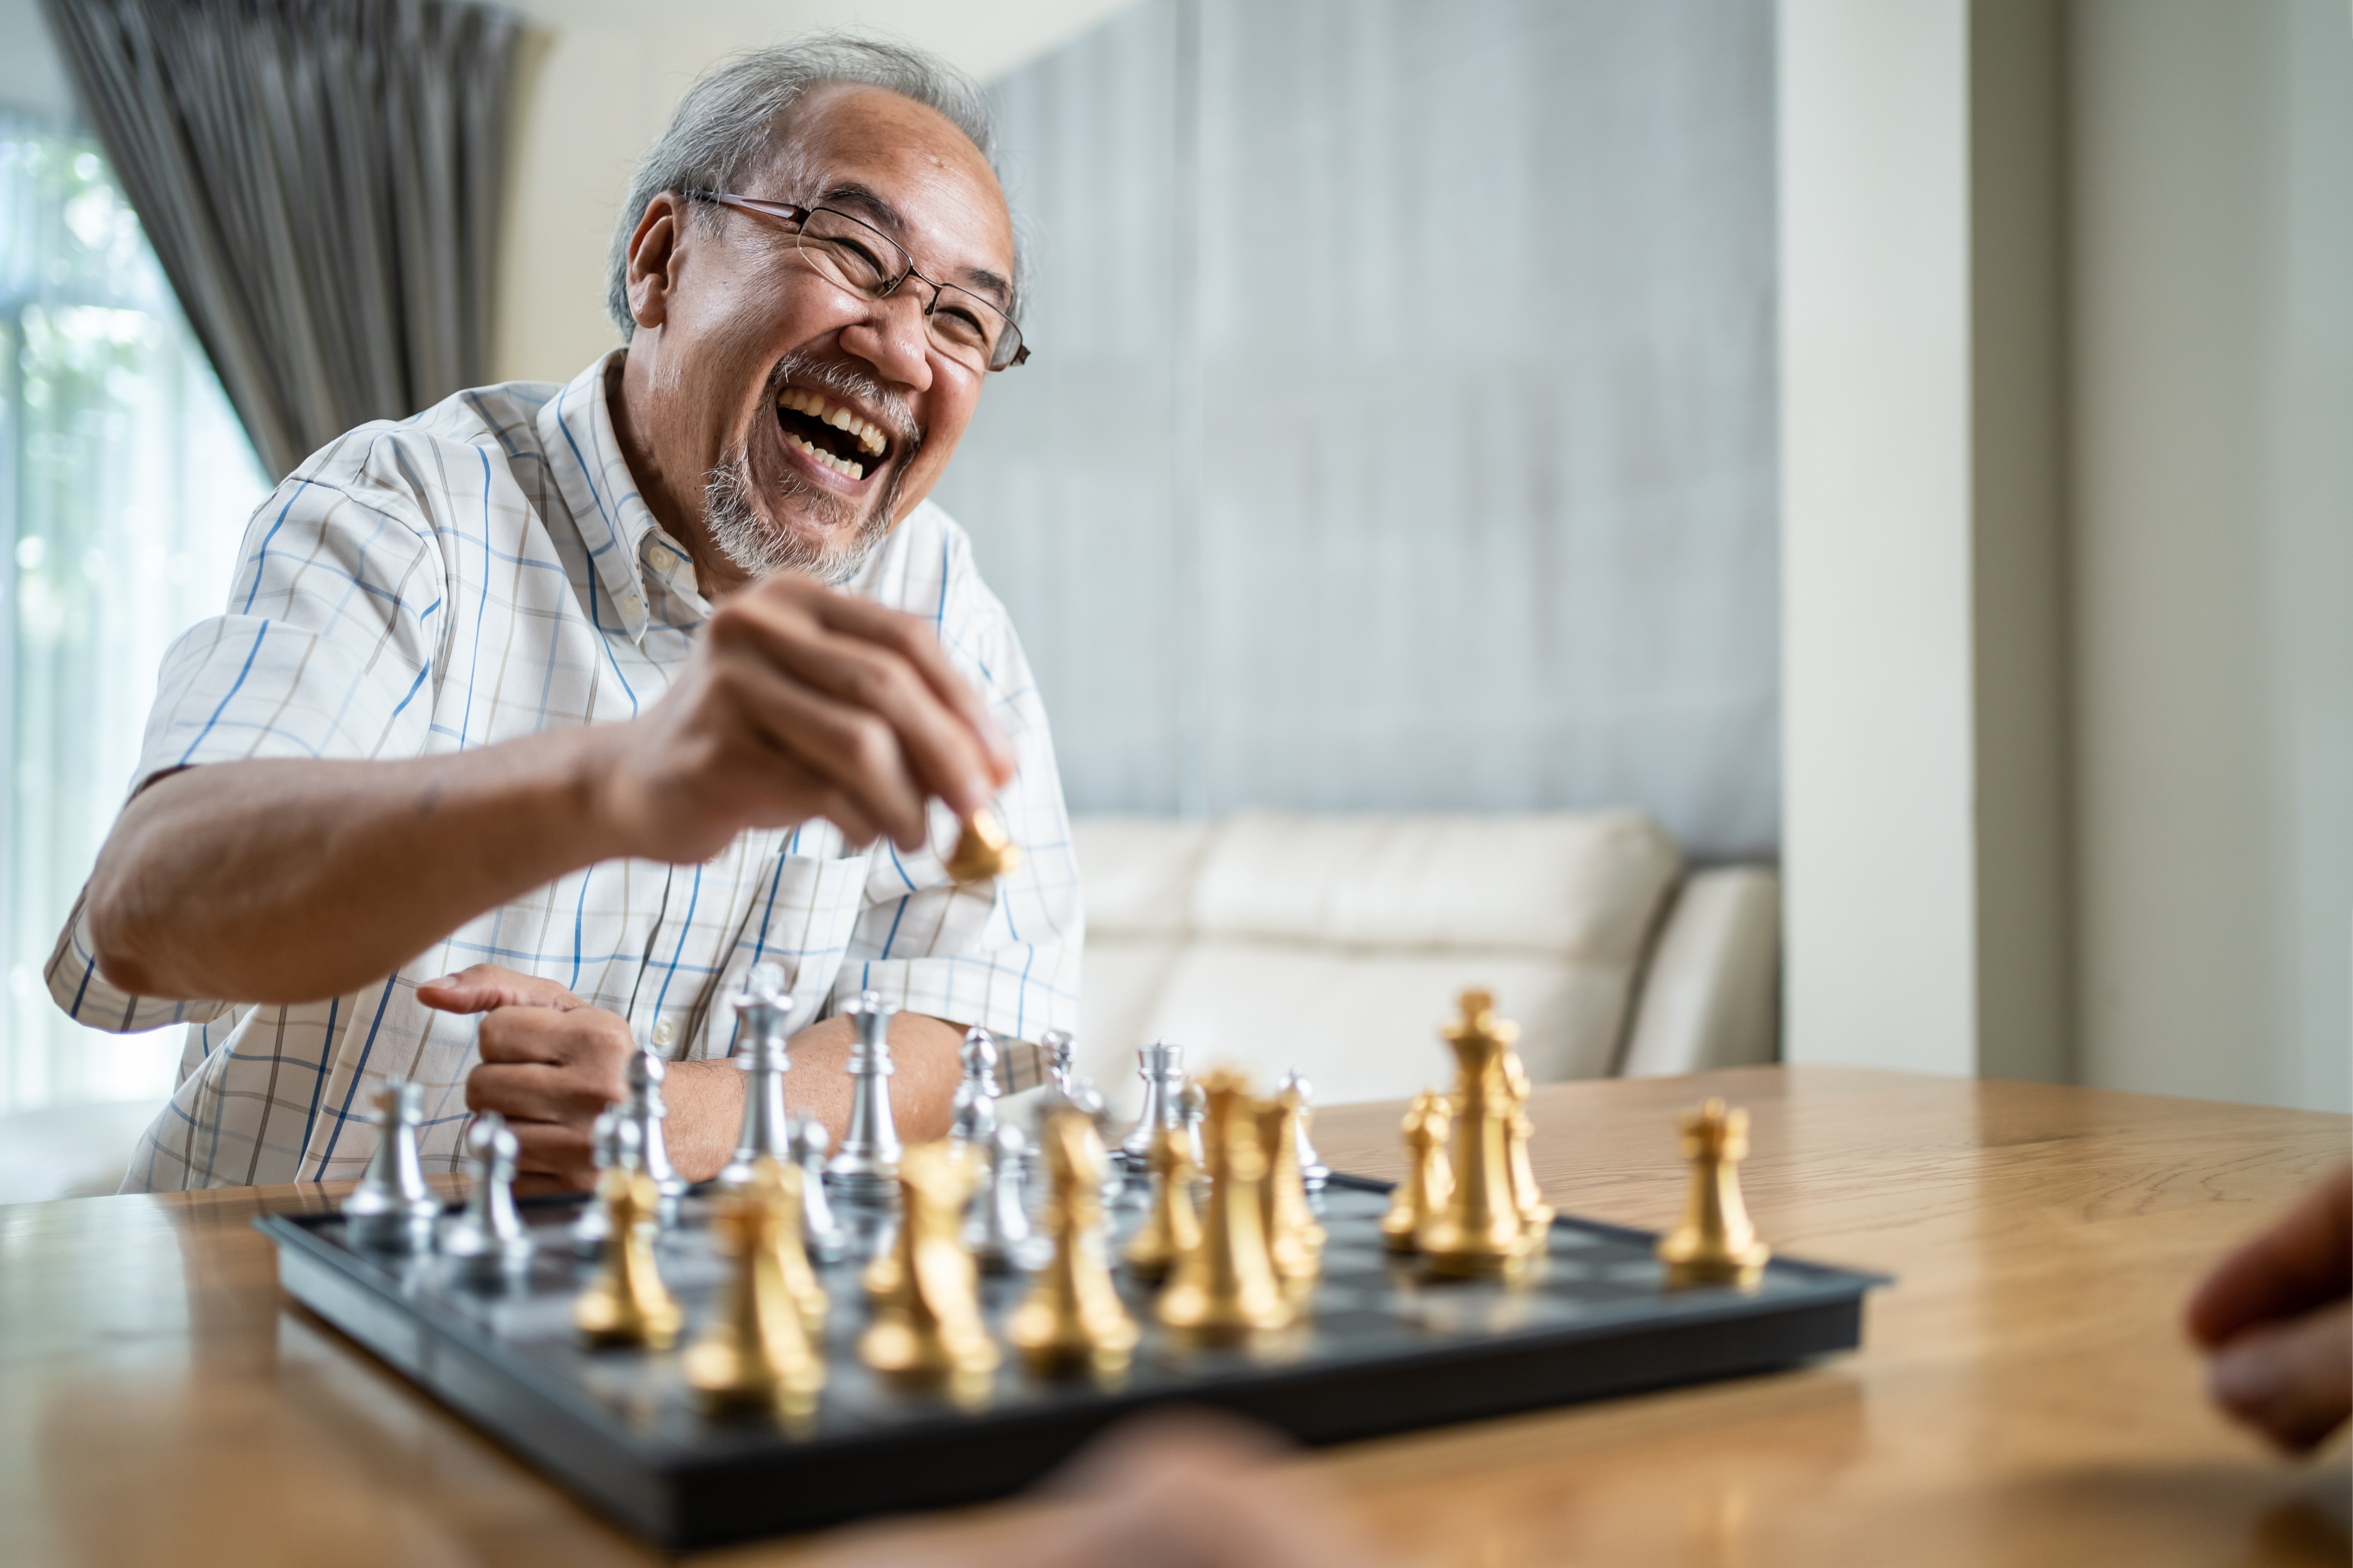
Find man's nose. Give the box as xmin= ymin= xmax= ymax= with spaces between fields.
xmin=838 ymin=287 xmax=934 ymax=395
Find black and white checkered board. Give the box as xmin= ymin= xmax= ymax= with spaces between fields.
xmin=259 ymin=1175 xmax=1883 ymax=1550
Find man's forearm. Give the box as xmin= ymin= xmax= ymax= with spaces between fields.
xmin=86 ymin=727 xmax=627 ymax=1003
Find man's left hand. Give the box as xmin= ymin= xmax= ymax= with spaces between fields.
xmin=421 ymin=965 xmax=638 ymax=1192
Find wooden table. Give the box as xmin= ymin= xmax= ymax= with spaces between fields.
xmin=2 ymin=1066 xmax=2346 ymax=1567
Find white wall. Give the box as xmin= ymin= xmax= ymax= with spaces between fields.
xmin=492 ymin=0 xmax=1139 ymax=386
xmin=0 ymin=0 xmax=73 ymax=119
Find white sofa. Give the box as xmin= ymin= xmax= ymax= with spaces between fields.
xmin=1069 ymin=810 xmax=1780 ymax=1120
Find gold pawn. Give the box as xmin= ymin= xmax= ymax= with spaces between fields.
xmin=684 ymin=1160 xmax=824 ymax=1413
xmin=943 ymin=808 xmax=1022 ymax=885
xmin=1656 ymin=1099 xmax=1771 ymax=1288
xmin=1502 ymin=1051 xmax=1555 ymax=1235
xmin=1417 ymin=990 xmax=1529 ymax=1277
xmin=1009 ymin=1108 xmax=1140 ymax=1376
xmin=859 ymin=1143 xmax=1000 ymax=1387
xmin=1257 ymin=1091 xmax=1327 ymax=1288
xmin=1380 ymin=1089 xmax=1453 ymax=1254
xmin=1154 ymin=1068 xmax=1292 ymax=1341
xmin=574 ymin=1166 xmax=682 ymax=1348
xmin=1122 ymin=1120 xmax=1200 ymax=1283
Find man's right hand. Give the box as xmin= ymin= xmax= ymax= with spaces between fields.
xmin=589 ymin=574 xmax=1017 ymax=864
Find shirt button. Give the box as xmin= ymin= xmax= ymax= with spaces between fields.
xmin=651 ymin=1019 xmax=676 ymax=1048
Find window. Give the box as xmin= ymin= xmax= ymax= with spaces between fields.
xmin=1 ymin=113 xmax=268 ymax=1116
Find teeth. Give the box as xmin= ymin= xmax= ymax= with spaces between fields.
xmin=776 ymin=387 xmax=888 ymax=457
xmin=782 ymin=430 xmax=865 ymax=481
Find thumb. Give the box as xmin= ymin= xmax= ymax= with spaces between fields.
xmin=417 ymin=963 xmax=584 ymax=1015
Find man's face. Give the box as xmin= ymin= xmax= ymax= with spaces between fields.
xmin=621 ymin=84 xmax=1016 ymax=585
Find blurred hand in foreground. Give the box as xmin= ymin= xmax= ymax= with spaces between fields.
xmin=812 ymin=1411 xmax=1394 ymax=1568
xmin=2187 ymin=1161 xmax=2351 ymax=1453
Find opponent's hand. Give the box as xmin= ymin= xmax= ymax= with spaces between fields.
xmin=2186 ymin=1161 xmax=2352 ymax=1453
xmin=421 ymin=964 xmax=634 ymax=1193
xmin=587 ymin=574 xmax=1017 ymax=864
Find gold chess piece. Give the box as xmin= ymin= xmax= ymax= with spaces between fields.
xmin=574 ymin=1166 xmax=682 ymax=1348
xmin=1502 ymin=1051 xmax=1555 ymax=1236
xmin=685 ymin=1159 xmax=825 ymax=1413
xmin=1122 ymin=1120 xmax=1200 ymax=1283
xmin=943 ymin=808 xmax=1022 ymax=885
xmin=1257 ymin=1090 xmax=1327 ymax=1287
xmin=709 ymin=1155 xmax=828 ymax=1335
xmin=1155 ymin=1068 xmax=1292 ymax=1341
xmin=1380 ymin=1089 xmax=1453 ymax=1254
xmin=859 ymin=1143 xmax=1001 ymax=1387
xmin=1657 ymin=1098 xmax=1771 ymax=1288
xmin=1009 ymin=1107 xmax=1140 ymax=1376
xmin=1418 ymin=990 xmax=1530 ymax=1277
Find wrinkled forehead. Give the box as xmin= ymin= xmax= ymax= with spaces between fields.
xmin=766 ymin=82 xmax=1016 ymax=311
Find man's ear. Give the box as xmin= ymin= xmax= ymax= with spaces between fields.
xmin=625 ymin=192 xmax=688 ymax=329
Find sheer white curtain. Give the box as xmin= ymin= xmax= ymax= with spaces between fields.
xmin=1 ymin=113 xmax=267 ymax=1116
xmin=938 ymin=0 xmax=1780 ymax=859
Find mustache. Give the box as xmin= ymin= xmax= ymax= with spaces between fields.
xmin=763 ymin=351 xmax=925 ymax=462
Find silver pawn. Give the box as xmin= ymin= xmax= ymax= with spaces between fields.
xmin=789 ymin=1113 xmax=846 ymax=1260
xmin=827 ymin=991 xmax=902 ymax=1198
xmin=1119 ymin=1040 xmax=1186 ymax=1169
xmin=1278 ymin=1067 xmax=1332 ymax=1193
xmin=720 ymin=962 xmax=794 ymax=1188
xmin=1039 ymin=1027 xmax=1076 ymax=1096
xmin=343 ymin=1078 xmax=439 ymax=1252
xmin=966 ymin=1121 xmax=1038 ymax=1273
xmin=440 ymin=1112 xmax=532 ymax=1283
xmin=947 ymin=1026 xmax=1001 ymax=1180
xmin=1179 ymin=1079 xmax=1207 ymax=1168
xmin=569 ymin=1107 xmax=640 ymax=1258
xmin=626 ymin=1045 xmax=687 ymax=1210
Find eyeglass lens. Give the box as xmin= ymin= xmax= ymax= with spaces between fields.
xmin=794 ymin=207 xmax=1022 ymax=372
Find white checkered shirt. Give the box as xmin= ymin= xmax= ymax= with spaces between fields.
xmin=46 ymin=351 xmax=1083 ymax=1191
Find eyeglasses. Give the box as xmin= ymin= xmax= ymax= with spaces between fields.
xmin=684 ymin=190 xmax=1030 ymax=373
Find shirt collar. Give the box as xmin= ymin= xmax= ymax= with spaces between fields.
xmin=538 ymin=349 xmax=695 ymax=644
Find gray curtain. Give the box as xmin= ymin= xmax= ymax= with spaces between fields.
xmin=37 ymin=0 xmax=521 ymax=479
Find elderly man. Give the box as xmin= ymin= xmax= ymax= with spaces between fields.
xmin=45 ymin=37 xmax=1080 ymax=1192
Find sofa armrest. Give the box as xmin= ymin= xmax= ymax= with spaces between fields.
xmin=1617 ymin=866 xmax=1780 ymax=1077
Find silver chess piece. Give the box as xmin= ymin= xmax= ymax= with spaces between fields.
xmin=1178 ymin=1078 xmax=1207 ymax=1168
xmin=827 ymin=990 xmax=902 ymax=1198
xmin=1278 ymin=1067 xmax=1332 ymax=1193
xmin=626 ymin=1044 xmax=688 ymax=1209
xmin=1039 ymin=1027 xmax=1076 ymax=1096
xmin=439 ymin=1112 xmax=532 ymax=1283
xmin=947 ymin=1026 xmax=1001 ymax=1153
xmin=569 ymin=1107 xmax=641 ymax=1257
xmin=789 ymin=1113 xmax=846 ymax=1260
xmin=1119 ymin=1040 xmax=1186 ymax=1168
xmin=342 ymin=1078 xmax=439 ymax=1252
xmin=967 ymin=1121 xmax=1038 ymax=1273
xmin=720 ymin=962 xmax=794 ymax=1188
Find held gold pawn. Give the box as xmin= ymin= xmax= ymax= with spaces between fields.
xmin=1122 ymin=1120 xmax=1200 ymax=1283
xmin=574 ymin=1166 xmax=682 ymax=1349
xmin=1657 ymin=1098 xmax=1771 ymax=1288
xmin=1155 ymin=1068 xmax=1292 ymax=1341
xmin=1502 ymin=1051 xmax=1555 ymax=1235
xmin=943 ymin=808 xmax=1022 ymax=885
xmin=1380 ymin=1090 xmax=1452 ymax=1254
xmin=1009 ymin=1107 xmax=1140 ymax=1377
xmin=1417 ymin=990 xmax=1530 ymax=1277
xmin=1257 ymin=1090 xmax=1326 ymax=1288
xmin=859 ymin=1144 xmax=1000 ymax=1387
xmin=685 ymin=1160 xmax=824 ymax=1414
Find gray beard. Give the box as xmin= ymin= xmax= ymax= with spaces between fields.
xmin=702 ymin=355 xmax=920 ymax=587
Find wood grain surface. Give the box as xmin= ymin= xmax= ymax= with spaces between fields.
xmin=2 ymin=1066 xmax=2345 ymax=1568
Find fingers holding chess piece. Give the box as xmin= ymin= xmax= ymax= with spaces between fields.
xmin=1656 ymin=1099 xmax=1771 ymax=1288
xmin=1155 ymin=1069 xmax=1292 ymax=1341
xmin=1381 ymin=1090 xmax=1452 ymax=1255
xmin=943 ymin=807 xmax=1022 ymax=885
xmin=440 ymin=1112 xmax=533 ymax=1284
xmin=1257 ymin=1091 xmax=1326 ymax=1290
xmin=687 ymin=1158 xmax=825 ymax=1415
xmin=343 ymin=1078 xmax=440 ymax=1253
xmin=1418 ymin=991 xmax=1530 ymax=1278
xmin=1123 ymin=1120 xmax=1201 ymax=1285
xmin=1010 ymin=1108 xmax=1140 ymax=1377
xmin=860 ymin=1143 xmax=1000 ymax=1390
xmin=575 ymin=1165 xmax=682 ymax=1348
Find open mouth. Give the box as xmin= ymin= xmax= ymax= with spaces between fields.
xmin=775 ymin=386 xmax=889 ymax=482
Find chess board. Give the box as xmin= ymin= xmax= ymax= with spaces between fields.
xmin=258 ymin=1176 xmax=1885 ymax=1550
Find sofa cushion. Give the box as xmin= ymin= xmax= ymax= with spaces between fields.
xmin=1070 ymin=816 xmax=1213 ymax=938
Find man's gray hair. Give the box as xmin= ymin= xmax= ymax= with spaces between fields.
xmin=605 ymin=33 xmax=1013 ymax=335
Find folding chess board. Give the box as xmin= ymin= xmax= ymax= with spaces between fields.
xmin=259 ymin=1177 xmax=1885 ymax=1550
